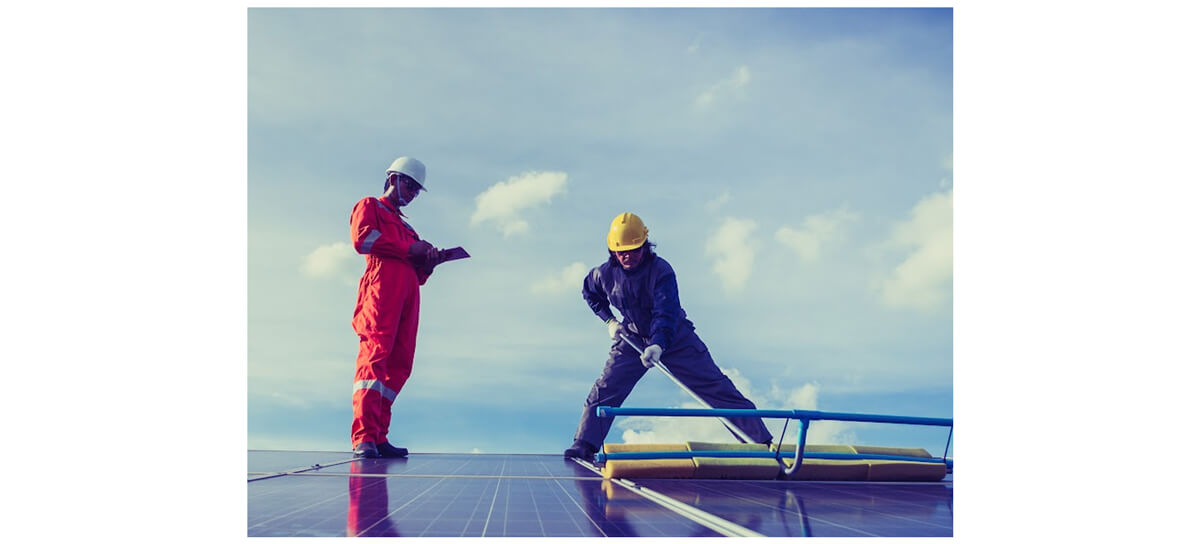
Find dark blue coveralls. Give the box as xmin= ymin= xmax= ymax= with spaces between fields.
xmin=572 ymin=251 xmax=774 ymax=450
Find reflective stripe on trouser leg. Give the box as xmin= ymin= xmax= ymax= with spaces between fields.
xmin=574 ymin=338 xmax=649 ymax=448
xmin=351 ymin=375 xmax=394 ymax=447
xmin=354 ymin=379 xmax=399 ymax=402
xmin=351 ymin=328 xmax=401 ymax=446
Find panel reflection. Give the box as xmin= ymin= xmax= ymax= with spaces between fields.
xmin=346 ymin=458 xmax=408 ymax=537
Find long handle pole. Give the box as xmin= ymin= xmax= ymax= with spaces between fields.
xmin=618 ymin=333 xmax=756 ymax=444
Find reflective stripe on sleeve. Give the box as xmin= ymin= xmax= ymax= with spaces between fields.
xmin=353 ymin=379 xmax=398 ymax=402
xmin=360 ymin=229 xmax=382 ymax=253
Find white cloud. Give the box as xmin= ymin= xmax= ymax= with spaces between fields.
xmin=704 ymin=217 xmax=757 ymax=293
xmin=531 ymin=262 xmax=588 ymax=295
xmin=619 ymin=409 xmax=734 ymax=444
xmin=617 ymin=371 xmax=857 ymax=446
xmin=687 ymin=36 xmax=702 ymax=54
xmin=780 ymin=381 xmax=820 ymax=410
xmin=695 ymin=65 xmax=751 ymax=109
xmin=301 ymin=241 xmax=361 ymax=286
xmin=775 ymin=207 xmax=860 ymax=262
xmin=470 ymin=171 xmax=568 ymax=237
xmin=878 ymin=189 xmax=953 ymax=312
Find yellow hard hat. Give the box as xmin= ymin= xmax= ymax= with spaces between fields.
xmin=607 ymin=212 xmax=649 ymax=252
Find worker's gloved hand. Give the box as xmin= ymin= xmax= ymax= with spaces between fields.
xmin=640 ymin=344 xmax=663 ymax=368
xmin=408 ymin=240 xmax=438 ymax=267
xmin=606 ymin=319 xmax=625 ymax=340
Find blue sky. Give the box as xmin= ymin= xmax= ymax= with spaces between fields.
xmin=248 ymin=7 xmax=954 ymax=455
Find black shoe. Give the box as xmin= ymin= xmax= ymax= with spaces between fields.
xmin=563 ymin=441 xmax=597 ymax=460
xmin=353 ymin=441 xmax=379 ymax=458
xmin=377 ymin=442 xmax=409 ymax=458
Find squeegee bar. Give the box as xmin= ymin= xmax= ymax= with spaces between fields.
xmin=596 ymin=450 xmax=949 ymax=465
xmin=597 ymin=406 xmax=952 ymax=427
xmin=597 ymin=406 xmax=795 ymax=419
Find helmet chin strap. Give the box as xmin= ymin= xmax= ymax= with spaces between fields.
xmin=384 ymin=175 xmax=409 ymax=207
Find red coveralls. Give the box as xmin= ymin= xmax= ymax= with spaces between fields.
xmin=349 ymin=196 xmax=431 ymax=448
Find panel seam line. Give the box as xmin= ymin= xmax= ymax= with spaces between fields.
xmin=569 ymin=458 xmax=766 ymax=538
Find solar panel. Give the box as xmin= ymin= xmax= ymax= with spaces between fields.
xmin=248 ymin=450 xmax=362 ymax=477
xmin=635 ymin=479 xmax=953 ymax=537
xmin=247 ymin=450 xmax=952 ymax=537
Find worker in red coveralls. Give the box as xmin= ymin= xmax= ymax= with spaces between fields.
xmin=348 ymin=156 xmax=446 ymax=459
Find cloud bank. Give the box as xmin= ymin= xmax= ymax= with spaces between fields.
xmin=301 ymin=241 xmax=361 ymax=286
xmin=470 ymin=171 xmax=568 ymax=237
xmin=704 ymin=217 xmax=758 ymax=293
xmin=775 ymin=207 xmax=861 ymax=262
xmin=878 ymin=189 xmax=953 ymax=312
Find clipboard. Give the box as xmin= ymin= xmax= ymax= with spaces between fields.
xmin=438 ymin=246 xmax=470 ymax=263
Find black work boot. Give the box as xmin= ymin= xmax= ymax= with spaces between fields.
xmin=377 ymin=442 xmax=409 ymax=458
xmin=563 ymin=440 xmax=597 ymax=460
xmin=353 ymin=441 xmax=380 ymax=458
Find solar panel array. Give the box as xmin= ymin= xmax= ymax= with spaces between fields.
xmin=248 ymin=451 xmax=952 ymax=537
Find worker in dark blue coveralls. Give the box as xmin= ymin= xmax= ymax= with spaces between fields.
xmin=564 ymin=212 xmax=774 ymax=459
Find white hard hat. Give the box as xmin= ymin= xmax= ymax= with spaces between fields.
xmin=385 ymin=157 xmax=427 ymax=190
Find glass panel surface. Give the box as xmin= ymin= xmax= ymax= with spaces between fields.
xmin=248 ymin=453 xmax=953 ymax=537
xmin=248 ymin=450 xmax=355 ymax=474
xmin=248 ymin=476 xmax=724 ymax=537
xmin=307 ymin=453 xmax=602 ymax=479
xmin=639 ymin=479 xmax=953 ymax=537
